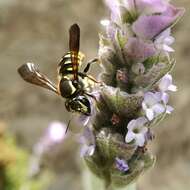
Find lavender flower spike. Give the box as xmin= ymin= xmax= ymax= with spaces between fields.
xmin=82 ymin=0 xmax=184 ymax=188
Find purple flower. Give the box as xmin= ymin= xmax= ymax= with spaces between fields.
xmin=105 ymin=0 xmax=121 ymax=22
xmin=124 ymin=37 xmax=156 ymax=62
xmin=105 ymin=0 xmax=169 ymax=20
xmin=115 ymin=157 xmax=129 ymax=172
xmin=34 ymin=121 xmax=66 ymax=155
xmin=29 ymin=121 xmax=66 ymax=177
xmin=142 ymin=92 xmax=165 ymax=121
xmin=157 ymin=74 xmax=177 ymax=104
xmin=47 ymin=121 xmax=66 ymax=142
xmin=159 ymin=74 xmax=177 ymax=93
xmin=134 ymin=0 xmax=168 ymax=15
xmin=154 ymin=29 xmax=175 ymax=53
xmin=132 ymin=5 xmax=185 ymax=40
xmin=166 ymin=105 xmax=174 ymax=114
xmin=155 ymin=74 xmax=176 ymax=114
xmin=125 ymin=117 xmax=148 ymax=147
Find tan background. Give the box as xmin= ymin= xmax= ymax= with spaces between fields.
xmin=0 ymin=0 xmax=189 ymax=190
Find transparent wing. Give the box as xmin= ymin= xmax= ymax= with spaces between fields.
xmin=18 ymin=62 xmax=58 ymax=94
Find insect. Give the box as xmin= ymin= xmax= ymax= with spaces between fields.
xmin=18 ymin=24 xmax=99 ymax=116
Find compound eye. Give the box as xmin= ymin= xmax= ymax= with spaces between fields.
xmin=59 ymin=79 xmax=76 ymax=98
xmin=78 ymin=96 xmax=91 ymax=116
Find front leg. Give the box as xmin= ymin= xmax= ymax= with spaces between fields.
xmin=78 ymin=72 xmax=103 ymax=85
xmin=83 ymin=58 xmax=99 ymax=73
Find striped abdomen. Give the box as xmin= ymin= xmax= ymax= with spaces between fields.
xmin=58 ymin=52 xmax=84 ymax=80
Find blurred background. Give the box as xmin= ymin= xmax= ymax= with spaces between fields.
xmin=0 ymin=0 xmax=189 ymax=190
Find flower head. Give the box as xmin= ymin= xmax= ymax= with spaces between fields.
xmin=125 ymin=117 xmax=148 ymax=147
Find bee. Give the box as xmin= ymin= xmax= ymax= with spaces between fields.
xmin=18 ymin=24 xmax=99 ymax=116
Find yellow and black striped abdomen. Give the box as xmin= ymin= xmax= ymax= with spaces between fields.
xmin=58 ymin=52 xmax=84 ymax=80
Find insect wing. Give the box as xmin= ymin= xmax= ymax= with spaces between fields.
xmin=18 ymin=63 xmax=58 ymax=94
xmin=69 ymin=24 xmax=80 ymax=81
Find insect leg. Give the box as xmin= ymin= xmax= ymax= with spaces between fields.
xmin=83 ymin=58 xmax=99 ymax=73
xmin=78 ymin=72 xmax=103 ymax=85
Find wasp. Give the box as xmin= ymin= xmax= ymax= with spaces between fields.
xmin=18 ymin=24 xmax=99 ymax=116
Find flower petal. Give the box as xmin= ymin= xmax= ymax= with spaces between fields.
xmin=139 ymin=126 xmax=148 ymax=135
xmin=152 ymin=103 xmax=165 ymax=115
xmin=132 ymin=7 xmax=185 ymax=40
xmin=127 ymin=119 xmax=137 ymax=130
xmin=135 ymin=133 xmax=146 ymax=147
xmin=136 ymin=117 xmax=148 ymax=126
xmin=105 ymin=0 xmax=120 ymax=21
xmin=80 ymin=144 xmax=95 ymax=157
xmin=168 ymin=84 xmax=177 ymax=92
xmin=166 ymin=105 xmax=174 ymax=114
xmin=162 ymin=44 xmax=175 ymax=52
xmin=144 ymin=92 xmax=159 ymax=106
xmin=115 ymin=157 xmax=129 ymax=172
xmin=135 ymin=0 xmax=168 ymax=15
xmin=162 ymin=92 xmax=169 ymax=104
xmin=159 ymin=74 xmax=172 ymax=91
xmin=125 ymin=131 xmax=135 ymax=143
xmin=146 ymin=108 xmax=154 ymax=121
xmin=124 ymin=37 xmax=156 ymax=62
